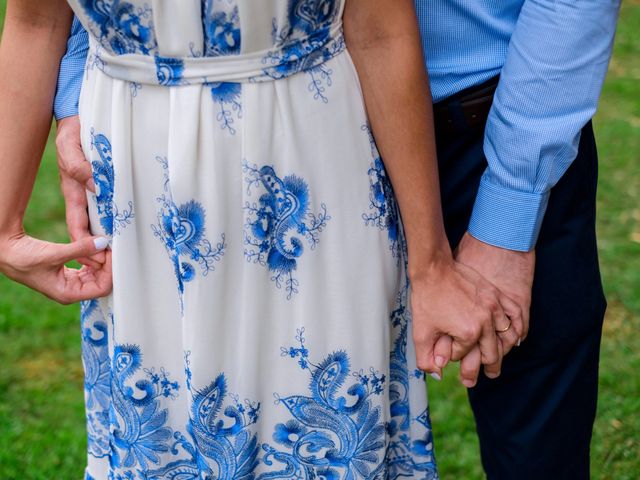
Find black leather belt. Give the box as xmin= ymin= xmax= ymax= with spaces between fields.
xmin=433 ymin=76 xmax=499 ymax=138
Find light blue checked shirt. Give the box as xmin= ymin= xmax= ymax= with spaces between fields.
xmin=55 ymin=2 xmax=620 ymax=251
xmin=54 ymin=17 xmax=88 ymax=121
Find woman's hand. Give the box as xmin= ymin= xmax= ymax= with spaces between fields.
xmin=0 ymin=232 xmax=112 ymax=304
xmin=0 ymin=1 xmax=107 ymax=304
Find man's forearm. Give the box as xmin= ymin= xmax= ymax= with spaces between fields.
xmin=470 ymin=0 xmax=621 ymax=251
xmin=0 ymin=0 xmax=73 ymax=234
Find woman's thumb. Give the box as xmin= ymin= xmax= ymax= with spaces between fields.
xmin=52 ymin=236 xmax=109 ymax=265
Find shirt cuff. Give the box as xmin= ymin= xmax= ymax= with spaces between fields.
xmin=468 ymin=173 xmax=549 ymax=252
xmin=53 ymin=98 xmax=80 ymax=121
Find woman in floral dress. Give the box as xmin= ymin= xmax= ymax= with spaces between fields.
xmin=0 ymin=0 xmax=504 ymax=478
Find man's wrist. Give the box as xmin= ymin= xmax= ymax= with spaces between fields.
xmin=468 ymin=173 xmax=548 ymax=252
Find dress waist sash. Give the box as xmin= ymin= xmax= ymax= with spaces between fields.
xmin=87 ymin=22 xmax=346 ymax=86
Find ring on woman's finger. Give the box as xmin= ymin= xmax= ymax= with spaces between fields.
xmin=495 ymin=320 xmax=512 ymax=334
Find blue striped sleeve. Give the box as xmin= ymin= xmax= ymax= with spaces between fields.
xmin=54 ymin=17 xmax=89 ymax=121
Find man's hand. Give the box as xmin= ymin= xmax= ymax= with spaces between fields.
xmin=411 ymin=257 xmax=523 ymax=381
xmin=455 ymin=231 xmax=535 ymax=360
xmin=56 ymin=115 xmax=101 ymax=268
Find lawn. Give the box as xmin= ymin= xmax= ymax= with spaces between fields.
xmin=0 ymin=3 xmax=638 ymax=479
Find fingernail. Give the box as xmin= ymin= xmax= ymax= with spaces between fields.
xmin=429 ymin=372 xmax=442 ymax=381
xmin=435 ymin=356 xmax=446 ymax=368
xmin=94 ymin=237 xmax=109 ymax=250
xmin=485 ymin=372 xmax=500 ymax=379
xmin=517 ymin=338 xmax=522 ymax=347
xmin=462 ymin=379 xmax=475 ymax=388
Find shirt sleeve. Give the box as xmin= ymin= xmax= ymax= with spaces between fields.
xmin=54 ymin=16 xmax=89 ymax=121
xmin=468 ymin=0 xmax=621 ymax=252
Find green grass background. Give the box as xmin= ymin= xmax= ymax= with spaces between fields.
xmin=0 ymin=3 xmax=638 ymax=479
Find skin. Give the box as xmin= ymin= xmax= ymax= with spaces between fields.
xmin=453 ymin=234 xmax=534 ymax=387
xmin=343 ymin=0 xmax=523 ymax=383
xmin=456 ymin=232 xmax=534 ymax=348
xmin=18 ymin=0 xmax=526 ymax=385
xmin=0 ymin=0 xmax=111 ymax=304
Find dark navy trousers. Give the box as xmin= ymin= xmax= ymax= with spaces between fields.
xmin=435 ymin=98 xmax=606 ymax=478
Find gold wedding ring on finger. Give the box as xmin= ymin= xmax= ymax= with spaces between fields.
xmin=495 ymin=320 xmax=512 ymax=334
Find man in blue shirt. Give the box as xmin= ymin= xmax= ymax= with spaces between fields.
xmin=414 ymin=2 xmax=620 ymax=478
xmin=53 ymin=2 xmax=620 ymax=478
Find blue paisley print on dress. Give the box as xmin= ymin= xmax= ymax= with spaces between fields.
xmin=201 ymin=1 xmax=243 ymax=133
xmin=155 ymin=56 xmax=186 ymax=86
xmin=184 ymin=372 xmax=261 ymax=478
xmin=257 ymin=327 xmax=388 ymax=479
xmin=108 ymin=344 xmax=180 ymax=473
xmin=143 ymin=352 xmax=262 ymax=479
xmin=242 ymin=161 xmax=331 ymax=299
xmin=81 ymin=300 xmax=112 ymax=460
xmin=152 ymin=157 xmax=226 ymax=302
xmin=78 ymin=0 xmax=157 ymax=55
xmin=202 ymin=0 xmax=242 ymax=57
xmin=73 ymin=1 xmax=438 ymax=477
xmin=89 ymin=130 xmax=135 ymax=236
xmin=361 ymin=125 xmax=400 ymax=257
xmin=262 ymin=0 xmax=345 ymax=102
xmin=385 ymin=288 xmax=438 ymax=478
xmin=208 ymin=81 xmax=243 ymax=135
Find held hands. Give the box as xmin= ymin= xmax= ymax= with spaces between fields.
xmin=411 ymin=233 xmax=535 ymax=388
xmin=455 ymin=232 xmax=535 ymax=349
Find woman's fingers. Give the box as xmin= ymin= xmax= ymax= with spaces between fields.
xmin=0 ymin=235 xmax=113 ymax=304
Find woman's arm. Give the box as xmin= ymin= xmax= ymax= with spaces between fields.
xmin=344 ymin=0 xmax=523 ymax=381
xmin=0 ymin=0 xmax=111 ymax=304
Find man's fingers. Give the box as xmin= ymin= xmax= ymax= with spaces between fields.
xmin=56 ymin=115 xmax=95 ymax=192
xmin=61 ymin=174 xmax=91 ymax=242
xmin=499 ymin=293 xmax=524 ymax=339
xmin=431 ymin=335 xmax=453 ymax=379
xmin=55 ymin=254 xmax=113 ymax=303
xmin=414 ymin=329 xmax=440 ymax=376
xmin=479 ymin=303 xmax=505 ymax=378
xmin=496 ymin=293 xmax=524 ymax=354
xmin=49 ymin=236 xmax=110 ymax=266
xmin=478 ymin=312 xmax=501 ymax=366
xmin=521 ymin=299 xmax=531 ymax=343
xmin=58 ymin=136 xmax=93 ymax=187
xmin=60 ymin=171 xmax=101 ymax=268
xmin=76 ymin=256 xmax=105 ymax=270
xmin=67 ymin=155 xmax=93 ymax=186
xmin=483 ymin=334 xmax=505 ymax=380
xmin=460 ymin=346 xmax=482 ymax=388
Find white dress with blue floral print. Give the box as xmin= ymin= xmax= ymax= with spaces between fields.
xmin=68 ymin=1 xmax=438 ymax=478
